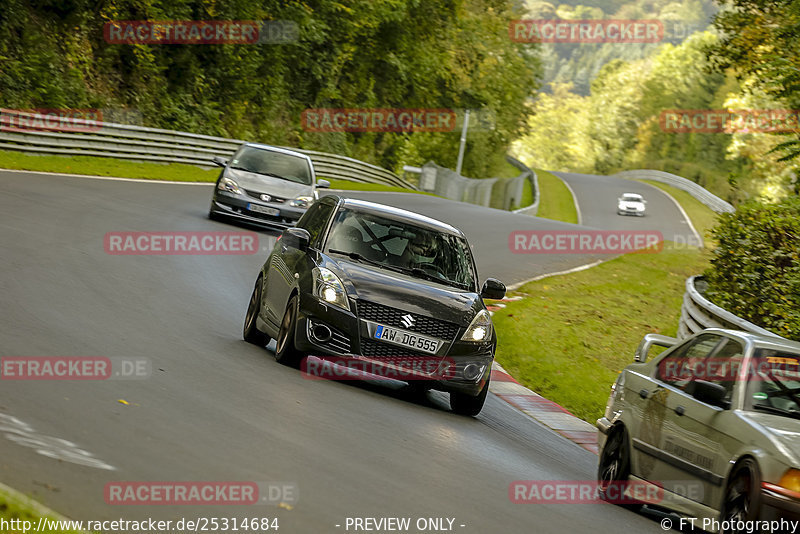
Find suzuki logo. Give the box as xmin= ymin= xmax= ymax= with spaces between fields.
xmin=260 ymin=194 xmax=272 ymax=202
xmin=400 ymin=314 xmax=415 ymax=329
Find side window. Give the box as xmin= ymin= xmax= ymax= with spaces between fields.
xmin=297 ymin=201 xmax=335 ymax=248
xmin=700 ymin=339 xmax=744 ymax=403
xmin=657 ymin=334 xmax=723 ymax=389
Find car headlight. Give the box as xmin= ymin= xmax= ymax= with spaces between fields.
xmin=218 ymin=177 xmax=243 ymax=194
xmin=313 ymin=267 xmax=349 ymax=311
xmin=290 ymin=196 xmax=313 ymax=208
xmin=461 ymin=310 xmax=493 ymax=342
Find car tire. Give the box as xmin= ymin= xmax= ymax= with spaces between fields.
xmin=275 ymin=295 xmax=303 ymax=368
xmin=719 ymin=458 xmax=762 ymax=533
xmin=450 ymin=379 xmax=489 ymax=416
xmin=243 ymin=277 xmax=270 ymax=346
xmin=597 ymin=426 xmax=641 ymax=511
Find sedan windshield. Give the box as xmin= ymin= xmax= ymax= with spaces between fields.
xmin=325 ymin=208 xmax=476 ymax=291
xmin=621 ymin=195 xmax=642 ymax=202
xmin=229 ymin=146 xmax=312 ymax=185
xmin=746 ymin=349 xmax=800 ymax=419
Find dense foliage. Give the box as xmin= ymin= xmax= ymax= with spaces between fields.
xmin=0 ymin=0 xmax=540 ymax=177
xmin=704 ymin=197 xmax=800 ymax=339
xmin=708 ymin=0 xmax=800 ymax=192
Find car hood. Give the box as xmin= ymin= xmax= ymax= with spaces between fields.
xmin=331 ymin=259 xmax=481 ymax=327
xmin=738 ymin=411 xmax=800 ymax=465
xmin=619 ymin=201 xmax=644 ymax=209
xmin=226 ymin=167 xmax=312 ymax=198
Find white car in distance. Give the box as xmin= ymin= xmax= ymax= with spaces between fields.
xmin=617 ymin=193 xmax=646 ymax=217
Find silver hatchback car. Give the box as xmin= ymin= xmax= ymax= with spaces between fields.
xmin=598 ymin=328 xmax=800 ymax=530
xmin=209 ymin=143 xmax=329 ymax=228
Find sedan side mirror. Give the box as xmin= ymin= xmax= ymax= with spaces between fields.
xmin=481 ymin=278 xmax=506 ymax=300
xmin=212 ymin=156 xmax=228 ymax=167
xmin=281 ymin=228 xmax=311 ymax=252
xmin=634 ymin=333 xmax=678 ymax=363
xmin=686 ymin=380 xmax=728 ymax=408
xmin=317 ymin=179 xmax=330 ymax=189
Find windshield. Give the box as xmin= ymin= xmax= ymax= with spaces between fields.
xmin=745 ymin=349 xmax=800 ymax=418
xmin=229 ymin=146 xmax=312 ymax=185
xmin=621 ymin=195 xmax=642 ymax=202
xmin=324 ymin=208 xmax=476 ymax=291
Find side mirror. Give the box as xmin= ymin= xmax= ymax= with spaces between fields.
xmin=481 ymin=278 xmax=506 ymax=300
xmin=212 ymin=156 xmax=228 ymax=167
xmin=687 ymin=380 xmax=728 ymax=408
xmin=634 ymin=334 xmax=678 ymax=363
xmin=317 ymin=179 xmax=330 ymax=189
xmin=281 ymin=228 xmax=311 ymax=252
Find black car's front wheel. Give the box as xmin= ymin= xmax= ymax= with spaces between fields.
xmin=275 ymin=295 xmax=303 ymax=368
xmin=450 ymin=379 xmax=489 ymax=416
xmin=243 ymin=277 xmax=270 ymax=346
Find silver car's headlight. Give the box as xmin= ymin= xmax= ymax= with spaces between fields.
xmin=313 ymin=267 xmax=349 ymax=311
xmin=218 ymin=177 xmax=243 ymax=194
xmin=461 ymin=310 xmax=493 ymax=342
xmin=290 ymin=196 xmax=313 ymax=208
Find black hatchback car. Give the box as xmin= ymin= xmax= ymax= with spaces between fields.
xmin=242 ymin=195 xmax=506 ymax=415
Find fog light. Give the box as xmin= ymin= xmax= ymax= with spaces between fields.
xmin=463 ymin=363 xmax=484 ymax=381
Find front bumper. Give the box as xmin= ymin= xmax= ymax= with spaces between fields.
xmin=210 ymin=191 xmax=306 ymax=228
xmin=761 ymin=485 xmax=800 ymax=524
xmin=293 ymin=294 xmax=493 ymax=395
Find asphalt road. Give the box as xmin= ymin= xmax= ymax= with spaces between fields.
xmin=553 ymin=172 xmax=701 ymax=246
xmin=0 ymin=170 xmax=675 ymax=533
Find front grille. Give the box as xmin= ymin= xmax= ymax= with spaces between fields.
xmin=244 ymin=189 xmax=286 ymax=203
xmin=356 ymin=300 xmax=460 ymax=340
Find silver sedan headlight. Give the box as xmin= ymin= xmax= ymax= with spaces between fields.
xmin=218 ymin=177 xmax=243 ymax=194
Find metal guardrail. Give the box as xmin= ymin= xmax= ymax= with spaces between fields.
xmin=613 ymin=169 xmax=734 ymax=214
xmin=678 ymin=275 xmax=783 ymax=339
xmin=507 ymin=155 xmax=539 ymax=216
xmin=0 ymin=109 xmax=416 ymax=189
xmin=418 ymin=156 xmax=538 ymax=210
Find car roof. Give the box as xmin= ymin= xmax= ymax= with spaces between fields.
xmin=699 ymin=328 xmax=800 ymax=353
xmin=326 ymin=196 xmax=464 ymax=236
xmin=240 ymin=142 xmax=312 ymax=162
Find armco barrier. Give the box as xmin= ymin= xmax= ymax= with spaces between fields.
xmin=678 ymin=276 xmax=783 ymax=339
xmin=419 ymin=155 xmax=538 ymax=211
xmin=613 ymin=169 xmax=734 ymax=214
xmin=507 ymin=155 xmax=539 ymax=216
xmin=0 ymin=109 xmax=416 ymax=189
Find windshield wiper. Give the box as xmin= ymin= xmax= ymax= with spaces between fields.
xmin=752 ymin=404 xmax=800 ymax=420
xmin=327 ymin=249 xmax=402 ymax=272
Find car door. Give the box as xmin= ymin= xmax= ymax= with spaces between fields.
xmin=263 ymin=200 xmax=336 ymax=326
xmin=660 ymin=337 xmax=745 ymax=509
xmin=631 ymin=333 xmax=725 ymax=499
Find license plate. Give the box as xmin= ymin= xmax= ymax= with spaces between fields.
xmin=247 ymin=203 xmax=280 ymax=216
xmin=372 ymin=324 xmax=440 ymax=354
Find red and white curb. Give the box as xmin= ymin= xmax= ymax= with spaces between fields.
xmin=489 ymin=362 xmax=598 ymax=455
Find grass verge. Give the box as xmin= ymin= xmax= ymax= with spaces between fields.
xmin=493 ymin=244 xmax=711 ymax=423
xmin=0 ymin=485 xmax=82 ymax=533
xmin=639 ymin=179 xmax=719 ymax=247
xmin=0 ymin=149 xmax=425 ymax=194
xmin=534 ymin=169 xmax=578 ymax=224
